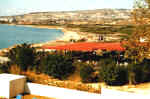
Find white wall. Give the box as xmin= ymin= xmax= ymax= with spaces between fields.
xmin=0 ymin=81 xmax=9 ymax=98
xmin=25 ymin=83 xmax=101 ymax=99
xmin=25 ymin=83 xmax=149 ymax=99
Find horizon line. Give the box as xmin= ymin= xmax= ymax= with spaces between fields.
xmin=0 ymin=8 xmax=132 ymax=17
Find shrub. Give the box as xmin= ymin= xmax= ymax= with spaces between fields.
xmin=128 ymin=59 xmax=150 ymax=84
xmin=128 ymin=63 xmax=141 ymax=84
xmin=34 ymin=51 xmax=48 ymax=73
xmin=80 ymin=64 xmax=95 ymax=83
xmin=0 ymin=63 xmax=9 ymax=73
xmin=44 ymin=54 xmax=75 ymax=80
xmin=7 ymin=43 xmax=36 ymax=71
xmin=140 ymin=59 xmax=150 ymax=82
xmin=9 ymin=65 xmax=21 ymax=74
xmin=77 ymin=38 xmax=87 ymax=42
xmin=70 ymin=39 xmax=76 ymax=42
xmin=99 ymin=58 xmax=128 ymax=86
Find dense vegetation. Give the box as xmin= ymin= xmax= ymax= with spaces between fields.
xmin=7 ymin=43 xmax=36 ymax=71
xmin=1 ymin=0 xmax=150 ymax=86
xmin=0 ymin=43 xmax=149 ymax=86
xmin=6 ymin=44 xmax=75 ymax=80
xmin=99 ymin=58 xmax=128 ymax=86
xmin=80 ymin=64 xmax=95 ymax=83
xmin=42 ymin=54 xmax=75 ymax=80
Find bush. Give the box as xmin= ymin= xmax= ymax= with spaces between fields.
xmin=7 ymin=43 xmax=36 ymax=71
xmin=141 ymin=59 xmax=150 ymax=82
xmin=128 ymin=59 xmax=150 ymax=84
xmin=77 ymin=38 xmax=87 ymax=42
xmin=99 ymin=58 xmax=128 ymax=86
xmin=128 ymin=63 xmax=141 ymax=84
xmin=0 ymin=63 xmax=9 ymax=73
xmin=34 ymin=51 xmax=48 ymax=73
xmin=70 ymin=39 xmax=76 ymax=42
xmin=9 ymin=65 xmax=21 ymax=74
xmin=44 ymin=54 xmax=75 ymax=80
xmin=80 ymin=64 xmax=95 ymax=83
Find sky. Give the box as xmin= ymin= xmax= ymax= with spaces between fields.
xmin=0 ymin=0 xmax=134 ymax=16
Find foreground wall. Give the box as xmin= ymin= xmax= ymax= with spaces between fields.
xmin=25 ymin=83 xmax=101 ymax=99
xmin=25 ymin=83 xmax=148 ymax=99
xmin=0 ymin=74 xmax=26 ymax=98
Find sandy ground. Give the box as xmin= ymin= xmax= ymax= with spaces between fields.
xmin=88 ymin=82 xmax=150 ymax=95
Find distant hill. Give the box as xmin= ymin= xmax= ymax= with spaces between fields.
xmin=0 ymin=9 xmax=131 ymax=25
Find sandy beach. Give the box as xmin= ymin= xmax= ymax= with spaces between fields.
xmin=3 ymin=24 xmax=87 ymax=49
xmin=23 ymin=25 xmax=86 ymax=47
xmin=0 ymin=24 xmax=83 ymax=55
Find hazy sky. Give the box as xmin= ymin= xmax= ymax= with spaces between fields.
xmin=0 ymin=0 xmax=134 ymax=16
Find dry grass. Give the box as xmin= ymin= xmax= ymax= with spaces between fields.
xmin=12 ymin=68 xmax=150 ymax=95
xmin=9 ymin=65 xmax=22 ymax=75
xmin=23 ymin=71 xmax=101 ymax=94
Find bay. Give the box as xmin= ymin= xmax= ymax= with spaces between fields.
xmin=0 ymin=24 xmax=64 ymax=49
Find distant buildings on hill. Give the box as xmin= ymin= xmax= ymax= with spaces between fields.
xmin=0 ymin=9 xmax=132 ymax=25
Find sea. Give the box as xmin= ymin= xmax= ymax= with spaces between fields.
xmin=0 ymin=24 xmax=64 ymax=49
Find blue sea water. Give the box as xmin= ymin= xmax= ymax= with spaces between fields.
xmin=0 ymin=24 xmax=64 ymax=49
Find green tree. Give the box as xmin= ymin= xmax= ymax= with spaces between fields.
xmin=34 ymin=51 xmax=48 ymax=73
xmin=128 ymin=59 xmax=150 ymax=84
xmin=7 ymin=43 xmax=36 ymax=71
xmin=124 ymin=0 xmax=150 ymax=63
xmin=44 ymin=54 xmax=75 ymax=80
xmin=99 ymin=58 xmax=128 ymax=86
xmin=0 ymin=63 xmax=9 ymax=73
xmin=80 ymin=64 xmax=95 ymax=83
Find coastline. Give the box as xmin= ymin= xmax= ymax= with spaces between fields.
xmin=26 ymin=25 xmax=83 ymax=47
xmin=0 ymin=24 xmax=85 ymax=54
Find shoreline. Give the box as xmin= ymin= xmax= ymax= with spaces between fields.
xmin=0 ymin=24 xmax=85 ymax=54
xmin=25 ymin=25 xmax=84 ymax=47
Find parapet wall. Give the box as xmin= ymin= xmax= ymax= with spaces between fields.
xmin=25 ymin=83 xmax=101 ymax=99
xmin=25 ymin=82 xmax=148 ymax=99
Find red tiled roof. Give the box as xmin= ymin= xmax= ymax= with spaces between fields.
xmin=42 ymin=42 xmax=125 ymax=52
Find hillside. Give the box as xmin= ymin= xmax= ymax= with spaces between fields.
xmin=0 ymin=9 xmax=131 ymax=25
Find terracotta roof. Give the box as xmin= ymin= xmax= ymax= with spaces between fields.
xmin=42 ymin=42 xmax=125 ymax=52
